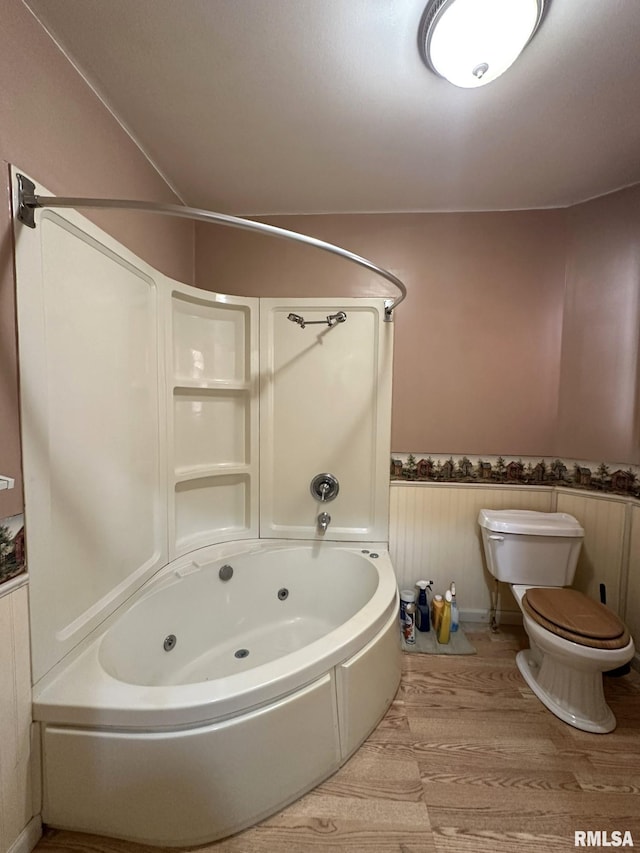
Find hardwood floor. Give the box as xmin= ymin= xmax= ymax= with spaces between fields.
xmin=35 ymin=625 xmax=640 ymax=853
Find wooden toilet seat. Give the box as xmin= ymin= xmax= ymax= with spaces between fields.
xmin=522 ymin=587 xmax=630 ymax=650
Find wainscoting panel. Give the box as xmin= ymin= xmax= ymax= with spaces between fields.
xmin=0 ymin=585 xmax=34 ymax=853
xmin=626 ymin=506 xmax=640 ymax=643
xmin=555 ymin=490 xmax=627 ymax=614
xmin=389 ymin=484 xmax=553 ymax=621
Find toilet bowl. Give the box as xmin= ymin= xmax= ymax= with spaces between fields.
xmin=478 ymin=509 xmax=635 ymax=734
xmin=511 ymin=584 xmax=634 ymax=733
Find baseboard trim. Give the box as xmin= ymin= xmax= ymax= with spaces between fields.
xmin=7 ymin=817 xmax=42 ymax=853
xmin=460 ymin=609 xmax=523 ymax=627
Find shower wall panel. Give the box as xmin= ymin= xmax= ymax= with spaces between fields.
xmin=16 ymin=203 xmax=167 ymax=683
xmin=259 ymin=300 xmax=393 ymax=541
xmin=15 ymin=175 xmax=261 ymax=682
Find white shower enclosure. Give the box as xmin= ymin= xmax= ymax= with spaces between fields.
xmin=13 ymin=172 xmax=393 ymax=685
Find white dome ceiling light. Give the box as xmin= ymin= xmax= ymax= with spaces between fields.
xmin=419 ymin=0 xmax=546 ymax=89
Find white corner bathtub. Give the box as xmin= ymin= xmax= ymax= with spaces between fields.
xmin=34 ymin=540 xmax=401 ymax=847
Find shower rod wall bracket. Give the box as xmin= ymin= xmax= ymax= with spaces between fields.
xmin=15 ymin=174 xmax=406 ymax=320
xmin=16 ymin=174 xmax=37 ymax=229
xmin=287 ymin=311 xmax=346 ymax=329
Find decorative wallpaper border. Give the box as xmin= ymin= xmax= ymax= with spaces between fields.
xmin=390 ymin=454 xmax=640 ymax=499
xmin=0 ymin=513 xmax=25 ymax=585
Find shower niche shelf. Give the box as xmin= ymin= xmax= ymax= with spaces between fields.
xmin=168 ymin=286 xmax=258 ymax=557
xmin=172 ymin=291 xmax=249 ymax=386
xmin=173 ymin=387 xmax=251 ymax=473
xmin=174 ymin=464 xmax=251 ymax=482
xmin=172 ymin=380 xmax=251 ymax=392
xmin=174 ymin=473 xmax=252 ymax=554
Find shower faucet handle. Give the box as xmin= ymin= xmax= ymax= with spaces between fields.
xmin=310 ymin=473 xmax=339 ymax=503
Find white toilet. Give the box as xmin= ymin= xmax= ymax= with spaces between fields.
xmin=478 ymin=509 xmax=635 ymax=734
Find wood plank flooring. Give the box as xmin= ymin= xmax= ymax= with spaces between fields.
xmin=35 ymin=625 xmax=640 ymax=853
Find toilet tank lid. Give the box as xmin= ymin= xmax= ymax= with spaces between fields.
xmin=478 ymin=509 xmax=584 ymax=537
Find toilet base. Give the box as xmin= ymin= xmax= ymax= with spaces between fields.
xmin=516 ymin=649 xmax=616 ymax=734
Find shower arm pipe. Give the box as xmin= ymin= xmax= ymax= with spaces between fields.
xmin=17 ymin=178 xmax=407 ymax=321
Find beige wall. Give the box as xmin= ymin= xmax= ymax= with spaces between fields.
xmin=195 ymin=210 xmax=567 ymax=456
xmin=556 ymin=184 xmax=640 ymax=464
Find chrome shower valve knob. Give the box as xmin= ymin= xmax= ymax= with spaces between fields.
xmin=310 ymin=473 xmax=339 ymax=502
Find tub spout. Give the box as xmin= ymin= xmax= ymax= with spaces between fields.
xmin=317 ymin=512 xmax=331 ymax=533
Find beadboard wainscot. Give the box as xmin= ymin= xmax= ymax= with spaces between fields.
xmin=555 ymin=489 xmax=629 ymax=616
xmin=0 ymin=578 xmax=40 ymax=853
xmin=389 ymin=481 xmax=640 ymax=669
xmin=625 ymin=504 xmax=640 ymax=653
xmin=389 ymin=482 xmax=554 ymax=623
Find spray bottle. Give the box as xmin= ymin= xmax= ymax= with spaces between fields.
xmin=450 ymin=581 xmax=459 ymax=633
xmin=415 ymin=580 xmax=432 ymax=632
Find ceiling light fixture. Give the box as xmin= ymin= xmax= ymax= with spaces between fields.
xmin=418 ymin=0 xmax=546 ymax=89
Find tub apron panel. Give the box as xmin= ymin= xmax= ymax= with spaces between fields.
xmin=42 ymin=673 xmax=340 ymax=847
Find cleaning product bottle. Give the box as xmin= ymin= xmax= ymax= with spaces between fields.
xmin=415 ymin=580 xmax=431 ymax=632
xmin=450 ymin=581 xmax=459 ymax=633
xmin=404 ymin=602 xmax=416 ymax=645
xmin=399 ymin=589 xmax=416 ymax=629
xmin=437 ymin=589 xmax=452 ymax=644
xmin=431 ymin=593 xmax=444 ymax=633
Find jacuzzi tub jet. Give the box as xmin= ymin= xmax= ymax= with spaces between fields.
xmin=219 ymin=564 xmax=233 ymax=581
xmin=234 ymin=648 xmax=249 ymax=659
xmin=163 ymin=634 xmax=177 ymax=652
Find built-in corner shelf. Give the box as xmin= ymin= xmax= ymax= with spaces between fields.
xmin=172 ymin=380 xmax=252 ymax=392
xmin=174 ymin=464 xmax=251 ymax=482
xmin=169 ymin=287 xmax=258 ymax=556
xmin=0 ymin=475 xmax=15 ymax=491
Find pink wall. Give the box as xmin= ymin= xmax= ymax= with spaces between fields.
xmin=0 ymin=0 xmax=194 ymax=282
xmin=195 ymin=210 xmax=567 ymax=456
xmin=556 ymin=184 xmax=640 ymax=464
xmin=0 ymin=0 xmax=194 ymax=522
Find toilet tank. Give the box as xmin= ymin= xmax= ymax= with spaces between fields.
xmin=478 ymin=509 xmax=584 ymax=586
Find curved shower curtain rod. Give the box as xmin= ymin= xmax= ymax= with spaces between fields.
xmin=16 ymin=174 xmax=406 ymax=321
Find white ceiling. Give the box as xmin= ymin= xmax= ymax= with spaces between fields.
xmin=24 ymin=0 xmax=640 ymax=215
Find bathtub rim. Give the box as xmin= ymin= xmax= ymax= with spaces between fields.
xmin=33 ymin=539 xmax=398 ymax=730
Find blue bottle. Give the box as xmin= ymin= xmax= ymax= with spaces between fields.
xmin=415 ymin=580 xmax=432 ymax=632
